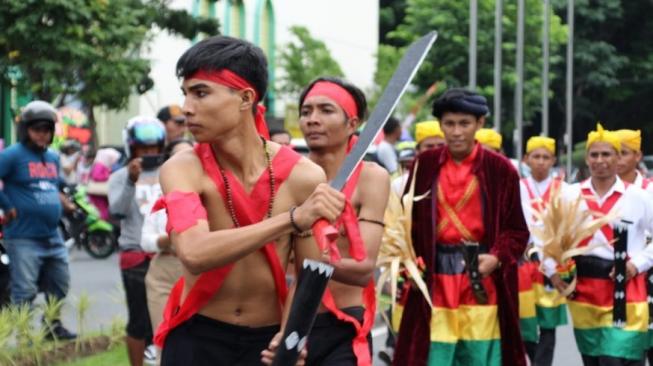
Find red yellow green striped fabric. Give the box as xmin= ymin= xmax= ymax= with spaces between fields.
xmin=532 ymin=265 xmax=568 ymax=329
xmin=569 ymin=256 xmax=648 ymax=360
xmin=518 ymin=261 xmax=538 ymax=343
xmin=426 ymin=246 xmax=502 ymax=366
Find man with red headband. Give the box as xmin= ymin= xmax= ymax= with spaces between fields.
xmin=153 ymin=36 xmax=345 ymax=365
xmin=393 ymin=88 xmax=529 ymax=366
xmin=270 ymin=77 xmax=389 ymax=366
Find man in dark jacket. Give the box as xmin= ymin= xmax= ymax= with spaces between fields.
xmin=393 ymin=89 xmax=529 ymax=366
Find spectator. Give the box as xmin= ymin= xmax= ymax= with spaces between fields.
xmin=108 ymin=116 xmax=166 ymax=366
xmin=269 ymin=128 xmax=292 ymax=146
xmin=376 ymin=116 xmax=402 ymax=174
xmin=75 ymin=146 xmax=95 ymax=186
xmin=59 ymin=139 xmax=81 ymax=185
xmin=157 ymin=105 xmax=186 ymax=143
xmin=87 ymin=147 xmax=122 ymax=221
xmin=0 ymin=101 xmax=77 ymax=340
xmin=143 ymin=138 xmax=194 ymax=363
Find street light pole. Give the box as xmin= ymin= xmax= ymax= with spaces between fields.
xmin=515 ymin=0 xmax=525 ymax=161
xmin=566 ymin=0 xmax=575 ymax=180
xmin=470 ymin=0 xmax=478 ymax=90
xmin=542 ymin=0 xmax=550 ymax=136
xmin=494 ymin=0 xmax=503 ymax=132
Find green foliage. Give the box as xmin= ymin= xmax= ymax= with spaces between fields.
xmin=277 ymin=26 xmax=344 ymax=98
xmin=108 ymin=315 xmax=126 ymax=348
xmin=384 ymin=0 xmax=567 ymax=134
xmin=42 ymin=295 xmax=66 ymax=358
xmin=75 ymin=292 xmax=92 ymax=353
xmin=548 ymin=0 xmax=653 ymax=149
xmin=55 ymin=344 xmax=129 ymax=366
xmin=0 ymin=0 xmax=218 ymax=111
xmin=0 ymin=307 xmax=15 ymax=365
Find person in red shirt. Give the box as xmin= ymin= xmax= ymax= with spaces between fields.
xmin=393 ymin=88 xmax=529 ymax=366
xmin=153 ymin=36 xmax=344 ymax=366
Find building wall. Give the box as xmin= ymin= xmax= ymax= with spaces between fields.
xmin=96 ymin=0 xmax=379 ymax=145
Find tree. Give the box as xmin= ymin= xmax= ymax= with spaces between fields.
xmin=379 ymin=0 xmax=567 ymax=154
xmin=277 ymin=26 xmax=344 ymax=98
xmin=549 ymin=0 xmax=653 ymax=152
xmin=0 ymin=0 xmax=218 ymax=136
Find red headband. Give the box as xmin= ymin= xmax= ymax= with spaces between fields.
xmin=188 ymin=69 xmax=269 ymax=139
xmin=304 ymin=81 xmax=358 ymax=119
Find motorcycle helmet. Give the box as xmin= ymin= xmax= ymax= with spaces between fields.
xmin=122 ymin=116 xmax=166 ymax=160
xmin=18 ymin=100 xmax=58 ymax=151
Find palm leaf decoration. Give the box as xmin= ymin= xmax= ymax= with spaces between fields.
xmin=531 ymin=188 xmax=618 ymax=297
xmin=377 ymin=161 xmax=433 ymax=314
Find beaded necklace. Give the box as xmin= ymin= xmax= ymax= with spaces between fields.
xmin=218 ymin=137 xmax=275 ymax=227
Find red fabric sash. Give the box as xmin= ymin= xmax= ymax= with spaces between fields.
xmin=579 ymin=184 xmax=623 ymax=247
xmin=320 ymin=135 xmax=374 ymax=366
xmin=521 ymin=178 xmax=560 ymax=218
xmin=643 ymin=178 xmax=650 ymax=190
xmin=154 ymin=143 xmax=301 ymax=347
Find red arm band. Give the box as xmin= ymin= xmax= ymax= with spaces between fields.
xmin=152 ymin=191 xmax=208 ymax=234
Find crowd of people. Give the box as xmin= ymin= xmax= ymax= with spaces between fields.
xmin=0 ymin=34 xmax=652 ymax=366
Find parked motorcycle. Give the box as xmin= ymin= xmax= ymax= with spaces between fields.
xmin=59 ymin=184 xmax=116 ymax=259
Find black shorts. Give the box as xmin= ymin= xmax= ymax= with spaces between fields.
xmin=306 ymin=306 xmax=372 ymax=366
xmin=161 ymin=314 xmax=280 ymax=366
xmin=121 ymin=259 xmax=153 ymax=340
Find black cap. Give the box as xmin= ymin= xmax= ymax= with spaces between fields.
xmin=432 ymin=88 xmax=489 ymax=119
xmin=157 ymin=105 xmax=184 ymax=123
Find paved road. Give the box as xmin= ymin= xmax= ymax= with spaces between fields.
xmin=59 ymin=251 xmax=584 ymax=365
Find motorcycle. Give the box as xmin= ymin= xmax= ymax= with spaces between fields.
xmin=59 ymin=184 xmax=117 ymax=259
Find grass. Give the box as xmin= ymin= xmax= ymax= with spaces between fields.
xmin=54 ymin=344 xmax=128 ymax=366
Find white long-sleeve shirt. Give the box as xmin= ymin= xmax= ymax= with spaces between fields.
xmin=540 ymin=177 xmax=653 ymax=277
xmin=140 ymin=208 xmax=167 ymax=253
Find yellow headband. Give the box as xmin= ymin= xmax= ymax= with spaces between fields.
xmin=475 ymin=128 xmax=502 ymax=150
xmin=526 ymin=136 xmax=555 ymax=154
xmin=415 ymin=120 xmax=444 ymax=144
xmin=586 ymin=123 xmax=621 ymax=152
xmin=614 ymin=129 xmax=641 ymax=152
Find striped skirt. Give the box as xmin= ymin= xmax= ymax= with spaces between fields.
xmin=426 ymin=244 xmax=501 ymax=366
xmin=568 ymin=255 xmax=648 ymax=361
xmin=518 ymin=261 xmax=538 ymax=343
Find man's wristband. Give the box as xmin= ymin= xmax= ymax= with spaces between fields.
xmin=289 ymin=206 xmax=303 ymax=233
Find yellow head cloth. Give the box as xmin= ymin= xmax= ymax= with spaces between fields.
xmin=415 ymin=120 xmax=444 ymax=144
xmin=475 ymin=128 xmax=502 ymax=150
xmin=614 ymin=129 xmax=641 ymax=152
xmin=586 ymin=123 xmax=621 ymax=152
xmin=526 ymin=136 xmax=556 ymax=154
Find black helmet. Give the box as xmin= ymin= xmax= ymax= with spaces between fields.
xmin=18 ymin=101 xmax=57 ymax=148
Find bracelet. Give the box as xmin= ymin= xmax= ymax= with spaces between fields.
xmin=289 ymin=206 xmax=304 ymax=234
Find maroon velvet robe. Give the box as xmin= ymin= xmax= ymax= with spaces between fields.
xmin=393 ymin=146 xmax=529 ymax=366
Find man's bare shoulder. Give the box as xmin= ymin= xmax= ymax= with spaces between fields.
xmin=159 ymin=148 xmax=204 ymax=192
xmin=286 ymin=156 xmax=327 ymax=201
xmin=361 ymin=161 xmax=390 ymax=185
xmin=360 ymin=161 xmax=390 ymax=200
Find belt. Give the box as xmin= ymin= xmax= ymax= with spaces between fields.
xmin=435 ymin=243 xmax=488 ymax=304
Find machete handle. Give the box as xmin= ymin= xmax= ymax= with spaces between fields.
xmin=312 ymin=219 xmax=341 ymax=262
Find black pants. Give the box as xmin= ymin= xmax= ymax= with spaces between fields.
xmin=525 ymin=328 xmax=556 ymax=366
xmin=161 ymin=314 xmax=279 ymax=366
xmin=306 ymin=307 xmax=371 ymax=366
xmin=582 ymin=354 xmax=645 ymax=366
xmin=121 ymin=259 xmax=152 ymax=340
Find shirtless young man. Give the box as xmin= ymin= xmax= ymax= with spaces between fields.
xmin=296 ymin=77 xmax=389 ymax=365
xmin=154 ymin=36 xmax=344 ymax=366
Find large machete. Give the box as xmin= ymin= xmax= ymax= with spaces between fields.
xmin=271 ymin=31 xmax=437 ymax=366
xmin=312 ymin=31 xmax=438 ymax=262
